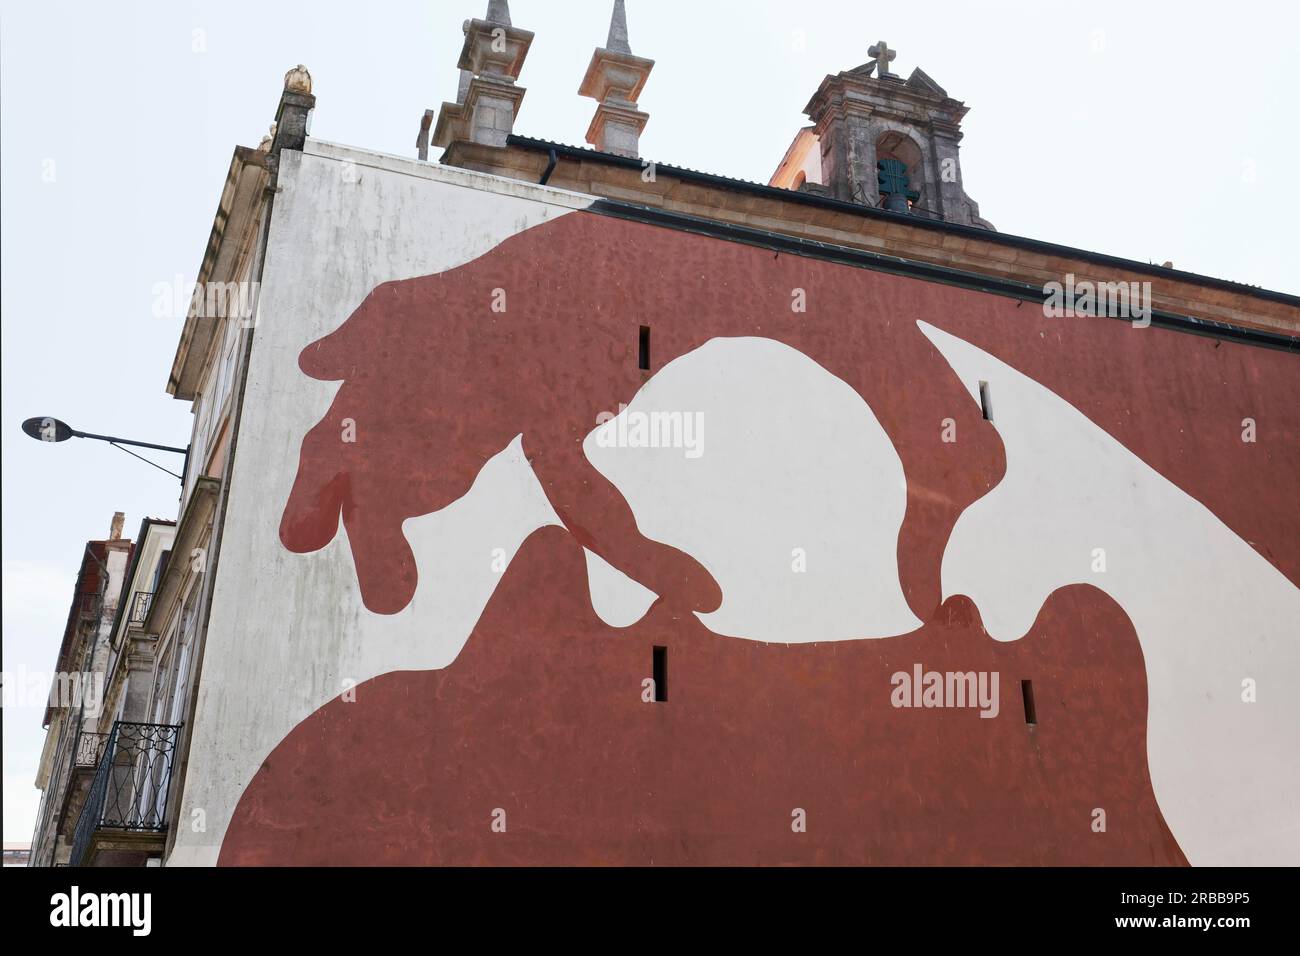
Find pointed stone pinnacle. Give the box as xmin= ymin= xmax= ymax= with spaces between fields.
xmin=607 ymin=0 xmax=631 ymax=55
xmin=485 ymin=0 xmax=511 ymax=27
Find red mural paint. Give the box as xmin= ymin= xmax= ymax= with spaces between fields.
xmin=222 ymin=526 xmax=1185 ymax=866
xmin=241 ymin=210 xmax=1299 ymax=864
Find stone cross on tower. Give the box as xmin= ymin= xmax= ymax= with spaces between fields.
xmin=868 ymin=40 xmax=896 ymax=77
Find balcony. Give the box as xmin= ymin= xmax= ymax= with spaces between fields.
xmin=70 ymin=721 xmax=180 ymax=867
xmin=127 ymin=590 xmax=154 ymax=627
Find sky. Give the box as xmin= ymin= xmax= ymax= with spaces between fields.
xmin=2 ymin=0 xmax=1297 ymax=843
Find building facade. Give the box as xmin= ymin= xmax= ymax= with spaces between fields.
xmin=29 ymin=515 xmax=132 ymax=866
xmin=43 ymin=1 xmax=1300 ymax=866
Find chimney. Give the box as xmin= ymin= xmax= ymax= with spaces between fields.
xmin=433 ymin=2 xmax=534 ymax=150
xmin=579 ymin=1 xmax=654 ymax=158
xmin=109 ymin=512 xmax=125 ymax=541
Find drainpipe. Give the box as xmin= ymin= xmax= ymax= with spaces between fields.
xmin=539 ymin=148 xmax=558 ymax=186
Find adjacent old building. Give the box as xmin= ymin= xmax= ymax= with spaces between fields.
xmin=29 ymin=514 xmax=132 ymax=866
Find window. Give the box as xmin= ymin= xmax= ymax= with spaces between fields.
xmin=217 ymin=325 xmax=239 ymax=409
xmin=150 ymin=642 xmax=173 ymax=725
xmin=167 ymin=598 xmax=197 ymax=727
xmin=652 ymin=646 xmax=668 ymax=702
xmin=152 ymin=550 xmax=171 ymax=594
xmin=638 ymin=326 xmax=651 ymax=371
xmin=1021 ymin=679 xmax=1037 ymax=725
xmin=875 ymin=131 xmax=925 ymax=212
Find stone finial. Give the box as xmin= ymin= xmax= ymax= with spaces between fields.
xmin=606 ymin=0 xmax=631 ymax=54
xmin=434 ymin=5 xmax=534 ymax=150
xmin=579 ymin=1 xmax=654 ymax=158
xmin=271 ymin=64 xmax=316 ymax=163
xmin=284 ymin=64 xmax=312 ymax=94
xmin=109 ymin=512 xmax=125 ymax=541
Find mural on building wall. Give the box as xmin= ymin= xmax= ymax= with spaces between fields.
xmin=171 ymin=147 xmax=1300 ymax=867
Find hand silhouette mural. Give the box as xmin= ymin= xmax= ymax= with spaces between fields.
xmin=277 ymin=213 xmax=1005 ymax=623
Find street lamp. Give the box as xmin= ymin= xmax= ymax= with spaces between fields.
xmin=21 ymin=416 xmax=189 ymax=481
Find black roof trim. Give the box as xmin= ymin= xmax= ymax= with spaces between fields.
xmin=509 ymin=135 xmax=1300 ymax=309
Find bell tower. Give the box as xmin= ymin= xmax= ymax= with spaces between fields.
xmin=790 ymin=42 xmax=993 ymax=229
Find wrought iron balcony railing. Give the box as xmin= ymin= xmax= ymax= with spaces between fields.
xmin=127 ymin=590 xmax=154 ymax=627
xmin=70 ymin=721 xmax=180 ymax=867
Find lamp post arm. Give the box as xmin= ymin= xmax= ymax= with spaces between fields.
xmin=69 ymin=430 xmax=189 ymax=456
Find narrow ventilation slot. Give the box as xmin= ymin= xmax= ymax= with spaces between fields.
xmin=979 ymin=380 xmax=992 ymax=421
xmin=638 ymin=325 xmax=651 ymax=371
xmin=1021 ymin=679 xmax=1037 ymax=725
xmin=652 ymin=645 xmax=668 ymax=702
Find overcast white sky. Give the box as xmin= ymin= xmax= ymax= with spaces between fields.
xmin=2 ymin=0 xmax=1297 ymax=843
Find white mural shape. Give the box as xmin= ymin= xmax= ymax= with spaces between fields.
xmin=918 ymin=319 xmax=1300 ymax=866
xmin=583 ymin=548 xmax=659 ymax=627
xmin=583 ymin=336 xmax=922 ymax=643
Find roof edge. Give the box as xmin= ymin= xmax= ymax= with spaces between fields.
xmin=508 ymin=135 xmax=1299 ymax=308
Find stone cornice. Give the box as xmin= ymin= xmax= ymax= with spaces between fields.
xmin=167 ymin=148 xmax=269 ymax=401
xmin=579 ymin=48 xmax=654 ymax=104
xmin=807 ymin=74 xmax=970 ymax=130
xmin=457 ymin=18 xmax=534 ymax=80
